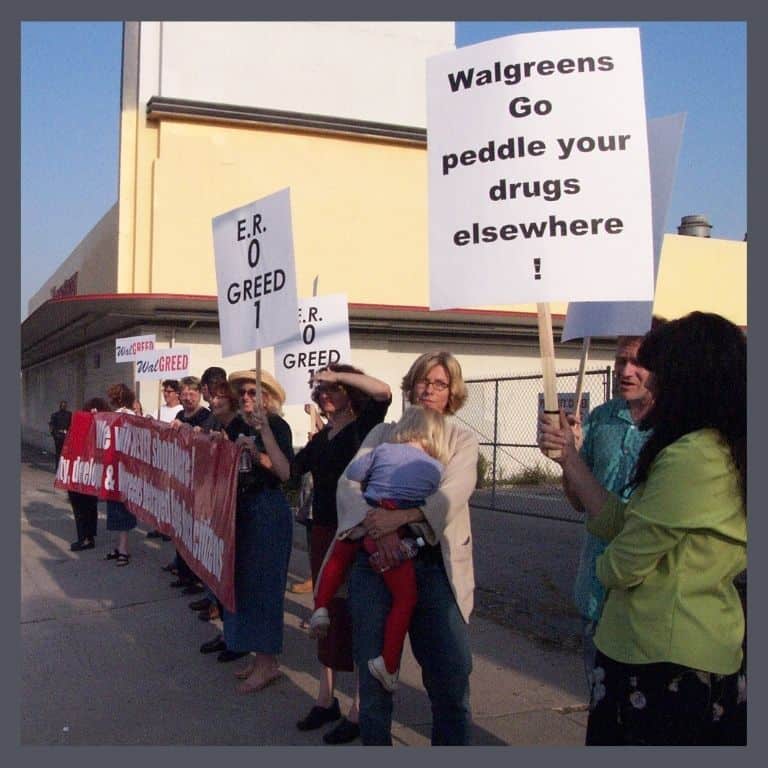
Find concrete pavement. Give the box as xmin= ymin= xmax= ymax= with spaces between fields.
xmin=21 ymin=444 xmax=588 ymax=746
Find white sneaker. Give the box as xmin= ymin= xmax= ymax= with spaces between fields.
xmin=308 ymin=607 xmax=330 ymax=639
xmin=367 ymin=655 xmax=399 ymax=692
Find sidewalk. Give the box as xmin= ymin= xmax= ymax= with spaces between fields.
xmin=21 ymin=444 xmax=587 ymax=746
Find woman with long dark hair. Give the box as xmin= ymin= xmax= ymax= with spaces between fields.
xmin=292 ymin=364 xmax=391 ymax=744
xmin=539 ymin=312 xmax=746 ymax=745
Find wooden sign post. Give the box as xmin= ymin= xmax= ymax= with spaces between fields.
xmin=537 ymin=303 xmax=560 ymax=459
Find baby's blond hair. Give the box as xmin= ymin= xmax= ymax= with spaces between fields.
xmin=388 ymin=406 xmax=449 ymax=464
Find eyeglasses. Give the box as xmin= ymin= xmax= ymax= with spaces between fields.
xmin=415 ymin=377 xmax=449 ymax=392
xmin=313 ymin=383 xmax=344 ymax=395
xmin=239 ymin=387 xmax=259 ymax=397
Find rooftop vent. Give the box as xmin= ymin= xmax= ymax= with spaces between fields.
xmin=677 ymin=214 xmax=712 ymax=238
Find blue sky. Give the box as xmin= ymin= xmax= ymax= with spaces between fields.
xmin=20 ymin=21 xmax=746 ymax=319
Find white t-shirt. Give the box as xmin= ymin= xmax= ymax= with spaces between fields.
xmin=155 ymin=404 xmax=183 ymax=423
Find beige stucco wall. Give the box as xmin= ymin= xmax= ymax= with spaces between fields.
xmin=27 ymin=205 xmax=119 ymax=314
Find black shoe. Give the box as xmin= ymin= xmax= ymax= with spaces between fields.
xmin=146 ymin=529 xmax=162 ymax=539
xmin=217 ymin=649 xmax=249 ymax=663
xmin=170 ymin=578 xmax=191 ymax=588
xmin=189 ymin=597 xmax=211 ymax=611
xmin=323 ymin=717 xmax=361 ymax=745
xmin=296 ymin=698 xmax=341 ymax=731
xmin=182 ymin=583 xmax=205 ymax=596
xmin=104 ymin=548 xmax=120 ymax=561
xmin=161 ymin=534 xmax=172 ymax=541
xmin=199 ymin=635 xmax=226 ymax=654
xmin=70 ymin=539 xmax=95 ymax=552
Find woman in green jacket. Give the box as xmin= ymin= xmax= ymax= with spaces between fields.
xmin=539 ymin=312 xmax=746 ymax=745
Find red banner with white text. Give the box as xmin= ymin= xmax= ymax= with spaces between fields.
xmin=55 ymin=412 xmax=239 ymax=611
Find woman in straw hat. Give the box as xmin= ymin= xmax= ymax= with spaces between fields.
xmin=223 ymin=368 xmax=294 ymax=693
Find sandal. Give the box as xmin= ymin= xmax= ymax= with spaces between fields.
xmin=104 ymin=549 xmax=120 ymax=561
xmin=116 ymin=552 xmax=131 ymax=566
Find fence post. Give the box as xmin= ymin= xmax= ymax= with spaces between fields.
xmin=492 ymin=379 xmax=499 ymax=507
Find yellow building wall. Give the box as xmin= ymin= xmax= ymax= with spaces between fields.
xmin=118 ymin=117 xmax=744 ymax=326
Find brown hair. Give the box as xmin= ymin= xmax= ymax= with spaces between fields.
xmin=401 ymin=351 xmax=468 ymax=415
xmin=179 ymin=376 xmax=202 ymax=391
xmin=311 ymin=363 xmax=371 ymax=415
xmin=106 ymin=383 xmax=135 ymax=410
xmin=210 ymin=382 xmax=239 ymax=413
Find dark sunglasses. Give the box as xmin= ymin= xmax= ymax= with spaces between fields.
xmin=239 ymin=387 xmax=259 ymax=397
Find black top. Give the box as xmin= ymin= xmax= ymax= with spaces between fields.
xmin=292 ymin=396 xmax=391 ymax=527
xmin=226 ymin=412 xmax=294 ymax=493
xmin=174 ymin=406 xmax=217 ymax=432
xmin=49 ymin=409 xmax=72 ymax=432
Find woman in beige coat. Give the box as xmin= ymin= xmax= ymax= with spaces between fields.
xmin=336 ymin=351 xmax=478 ymax=745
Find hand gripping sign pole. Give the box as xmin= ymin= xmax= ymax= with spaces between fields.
xmin=537 ymin=303 xmax=561 ymax=459
xmin=573 ymin=336 xmax=591 ymax=422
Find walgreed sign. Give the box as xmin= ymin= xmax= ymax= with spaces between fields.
xmin=54 ymin=412 xmax=239 ymax=611
xmin=134 ymin=347 xmax=192 ymax=379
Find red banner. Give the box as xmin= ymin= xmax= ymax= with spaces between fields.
xmin=55 ymin=412 xmax=239 ymax=612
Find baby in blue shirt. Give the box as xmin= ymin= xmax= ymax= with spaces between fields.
xmin=310 ymin=406 xmax=446 ymax=692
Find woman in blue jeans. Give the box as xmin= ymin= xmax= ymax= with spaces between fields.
xmin=336 ymin=351 xmax=479 ymax=745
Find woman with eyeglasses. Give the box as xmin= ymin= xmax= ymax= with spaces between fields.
xmin=218 ymin=369 xmax=295 ymax=693
xmin=336 ymin=351 xmax=479 ymax=746
xmin=292 ymin=364 xmax=392 ymax=745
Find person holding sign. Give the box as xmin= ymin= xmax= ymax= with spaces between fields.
xmin=103 ymin=383 xmax=139 ymax=567
xmin=538 ymin=312 xmax=746 ymax=745
xmin=68 ymin=397 xmax=110 ymax=552
xmin=292 ymin=364 xmax=391 ymax=745
xmin=563 ymin=320 xmax=663 ymax=694
xmin=309 ymin=406 xmax=447 ymax=694
xmin=224 ymin=369 xmax=294 ymax=693
xmin=337 ymin=351 xmax=478 ymax=746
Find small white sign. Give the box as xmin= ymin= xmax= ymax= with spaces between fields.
xmin=427 ymin=27 xmax=654 ymax=308
xmin=212 ymin=188 xmax=300 ymax=357
xmin=274 ymin=294 xmax=352 ymax=405
xmin=561 ymin=113 xmax=686 ymax=341
xmin=135 ymin=347 xmax=192 ymax=380
xmin=115 ymin=334 xmax=156 ymax=363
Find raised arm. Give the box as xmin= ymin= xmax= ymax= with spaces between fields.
xmin=313 ymin=369 xmax=392 ymax=401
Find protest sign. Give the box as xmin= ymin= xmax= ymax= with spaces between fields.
xmin=115 ymin=334 xmax=156 ymax=363
xmin=274 ymin=294 xmax=352 ymax=404
xmin=212 ymin=188 xmax=300 ymax=357
xmin=561 ymin=112 xmax=686 ymax=341
xmin=134 ymin=347 xmax=192 ymax=380
xmin=55 ymin=412 xmax=239 ymax=611
xmin=427 ymin=27 xmax=654 ymax=309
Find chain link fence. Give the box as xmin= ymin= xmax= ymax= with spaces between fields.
xmin=459 ymin=368 xmax=612 ymax=523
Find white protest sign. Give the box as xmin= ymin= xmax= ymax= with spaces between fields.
xmin=135 ymin=347 xmax=192 ymax=380
xmin=115 ymin=334 xmax=156 ymax=363
xmin=274 ymin=294 xmax=352 ymax=405
xmin=561 ymin=112 xmax=686 ymax=341
xmin=427 ymin=27 xmax=654 ymax=309
xmin=212 ymin=188 xmax=300 ymax=357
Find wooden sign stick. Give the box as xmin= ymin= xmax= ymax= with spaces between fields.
xmin=536 ymin=302 xmax=560 ymax=459
xmin=573 ymin=336 xmax=591 ymax=422
xmin=255 ymin=348 xmax=262 ymax=404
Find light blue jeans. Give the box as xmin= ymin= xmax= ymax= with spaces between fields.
xmin=348 ymin=549 xmax=472 ymax=745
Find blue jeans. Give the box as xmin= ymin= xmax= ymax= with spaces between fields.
xmin=348 ymin=549 xmax=473 ymax=745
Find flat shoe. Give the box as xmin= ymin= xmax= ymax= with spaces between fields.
xmin=199 ymin=636 xmax=226 ymax=654
xmin=323 ymin=717 xmax=361 ymax=745
xmin=115 ymin=552 xmax=131 ymax=567
xmin=236 ymin=669 xmax=282 ymax=694
xmin=189 ymin=598 xmax=211 ymax=611
xmin=104 ymin=549 xmax=120 ymax=561
xmin=296 ymin=698 xmax=341 ymax=731
xmin=70 ymin=539 xmax=95 ymax=552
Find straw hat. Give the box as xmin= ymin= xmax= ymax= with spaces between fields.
xmin=228 ymin=369 xmax=286 ymax=406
